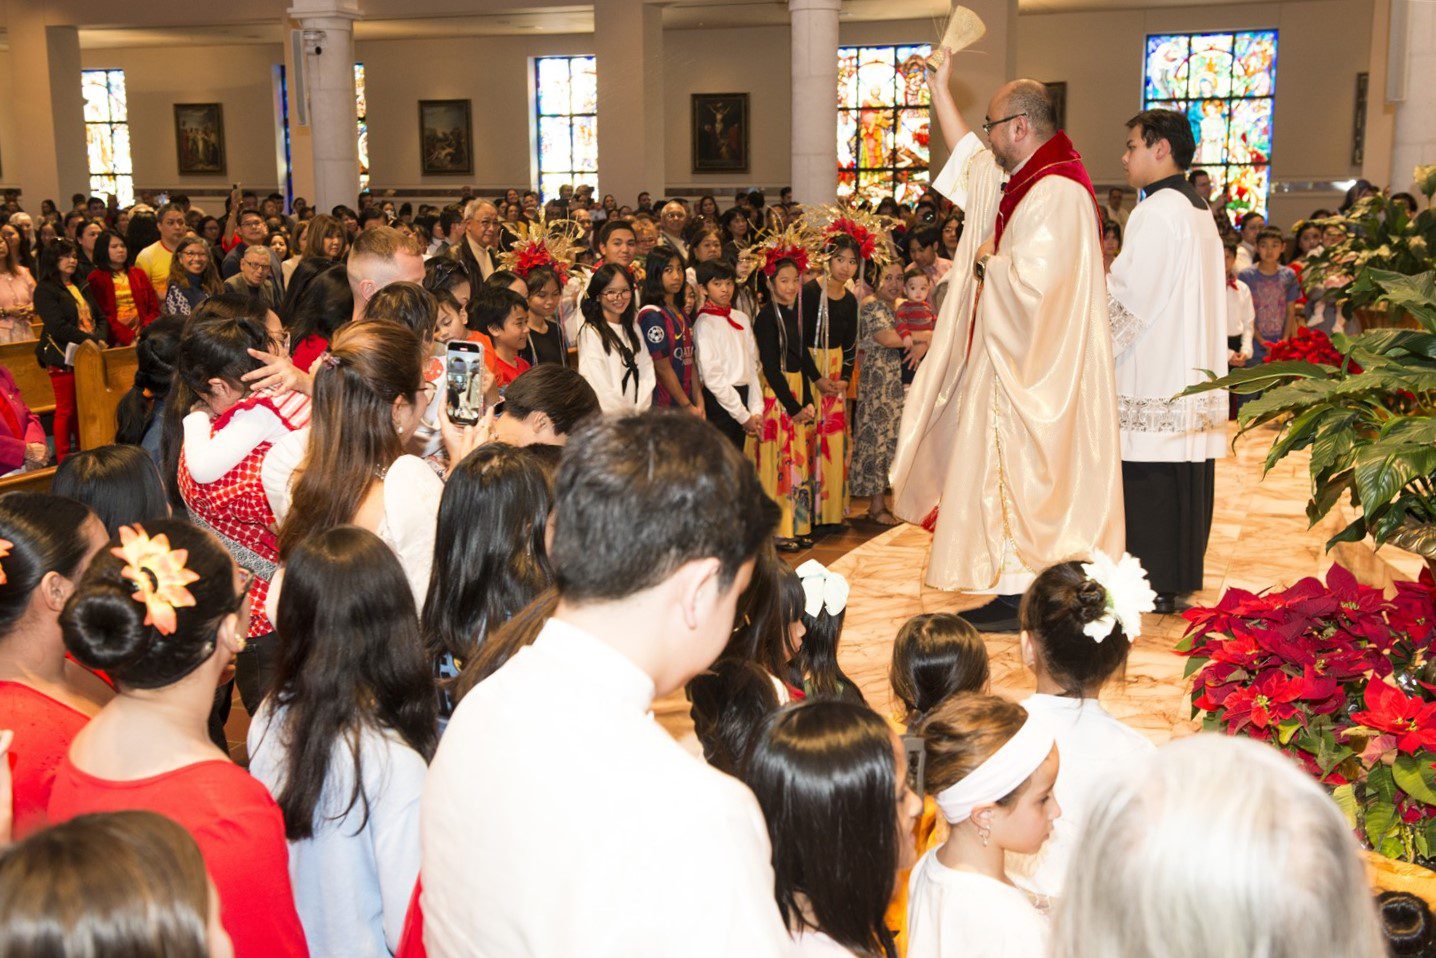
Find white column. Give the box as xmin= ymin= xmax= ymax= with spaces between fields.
xmin=789 ymin=0 xmax=841 ymax=206
xmin=6 ymin=5 xmax=87 ymax=206
xmin=594 ymin=0 xmax=666 ymax=204
xmin=1387 ymin=0 xmax=1436 ymax=193
xmin=287 ymin=0 xmax=360 ymax=211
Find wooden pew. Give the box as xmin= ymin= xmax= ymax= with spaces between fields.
xmin=0 ymin=465 xmax=55 ymax=495
xmin=0 ymin=339 xmax=54 ymax=416
xmin=74 ymin=341 xmax=138 ymax=450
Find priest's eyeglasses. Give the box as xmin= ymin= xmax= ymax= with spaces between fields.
xmin=982 ymin=111 xmax=1027 ymax=135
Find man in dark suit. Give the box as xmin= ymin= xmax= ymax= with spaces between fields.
xmin=447 ymin=198 xmax=500 ymax=292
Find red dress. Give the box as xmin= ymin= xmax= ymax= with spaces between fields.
xmin=177 ymin=393 xmax=309 ymax=638
xmin=48 ymin=757 xmax=309 ymax=958
xmin=0 ymin=682 xmax=93 ymax=839
xmin=291 ymin=334 xmax=328 ymax=374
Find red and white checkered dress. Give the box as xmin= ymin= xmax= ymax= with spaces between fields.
xmin=178 ymin=392 xmax=310 ymax=638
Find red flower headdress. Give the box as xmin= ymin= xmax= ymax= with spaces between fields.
xmin=498 ymin=217 xmax=586 ymax=286
xmin=751 ymin=220 xmax=820 ymax=277
xmin=799 ymin=204 xmax=899 ymax=270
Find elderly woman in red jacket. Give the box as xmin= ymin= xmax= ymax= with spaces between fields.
xmin=86 ymin=230 xmax=160 ymax=346
xmin=0 ymin=364 xmax=47 ymax=473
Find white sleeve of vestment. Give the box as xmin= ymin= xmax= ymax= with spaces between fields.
xmin=695 ymin=319 xmax=748 ymax=423
xmin=361 ymin=732 xmax=427 ymax=954
xmin=183 ymin=405 xmax=283 ymax=485
xmin=735 ymin=311 xmax=764 ymax=418
xmin=576 ymin=325 xmax=625 ymax=415
xmin=1104 ymin=204 xmax=1173 ymax=359
xmin=929 ymin=131 xmax=985 ymax=210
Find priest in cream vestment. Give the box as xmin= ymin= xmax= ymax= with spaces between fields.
xmin=891 ymin=61 xmax=1124 ymax=630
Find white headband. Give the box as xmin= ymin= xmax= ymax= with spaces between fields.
xmin=795 ymin=559 xmax=849 ymax=618
xmin=934 ymin=715 xmax=1056 ymax=824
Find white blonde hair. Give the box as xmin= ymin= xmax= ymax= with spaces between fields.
xmin=1052 ymin=734 xmax=1385 ymax=958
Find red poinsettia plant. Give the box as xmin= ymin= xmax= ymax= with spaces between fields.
xmin=1263 ymin=326 xmax=1362 ymax=371
xmin=1180 ymin=564 xmax=1436 ymax=863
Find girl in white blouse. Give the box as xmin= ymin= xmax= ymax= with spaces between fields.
xmin=265 ymin=321 xmax=443 ymax=609
xmin=576 ymin=262 xmax=655 ymax=415
xmin=907 ymin=693 xmax=1059 ymax=958
xmin=1009 ymin=558 xmax=1155 ymax=898
xmin=744 ymin=700 xmax=923 ymax=957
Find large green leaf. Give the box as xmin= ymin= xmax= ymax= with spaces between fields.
xmin=1350 ymin=269 xmax=1436 ymax=330
xmin=1308 ymin=415 xmax=1359 ymax=480
xmin=1236 ymin=379 xmax=1343 ymax=426
xmin=1394 ymin=753 xmax=1436 ymax=805
xmin=1180 ymin=361 xmax=1336 ymax=397
xmin=1308 ymin=468 xmax=1355 ymax=526
xmin=1388 ymin=521 xmax=1436 ymax=559
xmin=1326 ymin=514 xmax=1369 ymax=550
xmin=1366 ymin=800 xmax=1401 ymax=853
xmin=1355 ymin=329 xmax=1436 ymax=360
xmin=1381 ymin=416 xmax=1436 ymax=444
xmin=1353 ymin=442 xmax=1436 ymax=515
xmin=1332 ymin=783 xmax=1359 ymax=827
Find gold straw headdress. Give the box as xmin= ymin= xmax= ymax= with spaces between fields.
xmin=749 ymin=219 xmax=823 ymax=278
xmin=497 ymin=216 xmax=587 ymax=285
xmin=799 ymin=203 xmax=900 ymax=270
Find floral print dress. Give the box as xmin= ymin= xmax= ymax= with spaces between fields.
xmin=850 ymin=297 xmax=905 ymax=498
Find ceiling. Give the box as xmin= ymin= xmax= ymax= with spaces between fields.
xmin=2 ymin=0 xmax=1241 ymax=49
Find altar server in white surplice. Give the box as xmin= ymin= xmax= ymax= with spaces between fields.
xmin=1106 ymin=109 xmax=1228 ymax=614
xmin=891 ymin=52 xmax=1123 ymax=633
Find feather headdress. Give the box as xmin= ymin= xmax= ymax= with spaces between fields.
xmin=800 ymin=204 xmax=900 ymax=270
xmin=497 ymin=217 xmax=587 ymax=285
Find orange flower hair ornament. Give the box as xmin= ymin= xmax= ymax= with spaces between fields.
xmin=0 ymin=537 xmax=11 ymax=586
xmin=111 ymin=525 xmax=201 ymax=636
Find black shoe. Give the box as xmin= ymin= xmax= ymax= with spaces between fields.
xmin=959 ymin=595 xmax=1022 ymax=633
xmin=796 ymin=535 xmax=815 ymax=548
xmin=775 ymin=537 xmax=802 ymax=554
xmin=1153 ymin=593 xmax=1186 ymax=615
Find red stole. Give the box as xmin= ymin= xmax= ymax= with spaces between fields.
xmin=994 ymin=132 xmax=1098 ymax=251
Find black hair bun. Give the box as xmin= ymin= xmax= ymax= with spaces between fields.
xmin=1379 ymin=891 xmax=1436 ymax=956
xmin=61 ymin=581 xmax=155 ymax=672
xmin=1073 ymin=579 xmax=1109 ymax=625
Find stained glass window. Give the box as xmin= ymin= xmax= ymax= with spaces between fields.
xmin=534 ymin=56 xmax=598 ymax=202
xmin=1143 ymin=30 xmax=1277 ymax=223
xmin=837 ymin=45 xmax=932 ymax=206
xmin=355 ymin=63 xmax=369 ymax=193
xmin=82 ymin=69 xmax=133 ymax=207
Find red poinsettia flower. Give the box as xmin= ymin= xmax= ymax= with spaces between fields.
xmin=1349 ymin=679 xmax=1436 ymax=755
xmin=1392 ymin=577 xmax=1436 ymax=647
xmin=1220 ymin=669 xmax=1305 ymax=733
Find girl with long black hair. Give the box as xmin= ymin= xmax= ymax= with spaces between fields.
xmin=575 ymin=261 xmax=654 ymax=414
xmin=637 ymin=247 xmax=701 ymax=412
xmin=248 ymin=524 xmax=437 ymax=956
xmin=745 ymin=700 xmax=923 ymax=956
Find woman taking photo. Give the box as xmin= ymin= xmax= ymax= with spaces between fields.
xmin=575 ymin=262 xmax=654 ymax=414
xmin=802 ymin=232 xmax=861 ymax=529
xmin=162 ymin=235 xmax=224 ymax=317
xmin=0 ymin=226 xmax=37 ymax=344
xmin=86 ymin=230 xmax=160 ymax=346
xmin=0 ymin=493 xmax=111 ymax=839
xmin=269 ymin=321 xmax=443 ymax=608
xmin=851 ymin=260 xmax=908 ymax=526
xmin=34 ymin=239 xmax=105 ymax=463
xmin=744 ymin=700 xmax=923 ymax=956
xmin=51 ymin=518 xmax=307 ymax=958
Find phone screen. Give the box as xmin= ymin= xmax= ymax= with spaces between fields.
xmin=445 ymin=340 xmax=485 ymax=426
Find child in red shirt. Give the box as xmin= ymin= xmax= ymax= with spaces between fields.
xmin=477 ymin=287 xmax=532 ymax=395
xmin=894 ymin=266 xmax=936 ymax=386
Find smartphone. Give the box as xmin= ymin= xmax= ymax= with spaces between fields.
xmin=445 ymin=340 xmax=485 ymax=426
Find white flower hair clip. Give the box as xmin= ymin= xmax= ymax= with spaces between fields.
xmin=1078 ymin=550 xmax=1156 ymax=643
xmin=795 ymin=559 xmax=850 ymax=618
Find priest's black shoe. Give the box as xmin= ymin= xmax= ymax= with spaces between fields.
xmin=959 ymin=594 xmax=1022 ymax=633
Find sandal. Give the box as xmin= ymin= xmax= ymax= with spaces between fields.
xmin=866 ymin=509 xmax=901 ymax=526
xmin=775 ymin=537 xmax=802 ymax=553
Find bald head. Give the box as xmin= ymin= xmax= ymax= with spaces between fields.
xmin=995 ymin=80 xmax=1056 ymax=138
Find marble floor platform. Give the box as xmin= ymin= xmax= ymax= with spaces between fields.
xmin=657 ymin=422 xmax=1375 ymax=748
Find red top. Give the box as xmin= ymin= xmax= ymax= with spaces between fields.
xmin=291 ymin=334 xmax=328 ymax=374
xmin=0 ymin=365 xmax=45 ymax=474
xmin=85 ymin=268 xmax=161 ymax=346
xmin=48 ymin=757 xmax=309 ymax=958
xmin=485 ymin=350 xmax=531 ymax=392
xmin=0 ymin=682 xmax=93 ymax=839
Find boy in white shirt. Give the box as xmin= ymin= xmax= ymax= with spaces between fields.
xmin=692 ymin=260 xmax=763 ymax=449
xmin=422 ymin=412 xmax=790 ymax=958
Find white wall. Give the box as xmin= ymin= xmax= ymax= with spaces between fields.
xmin=0 ymin=0 xmax=1382 ymax=222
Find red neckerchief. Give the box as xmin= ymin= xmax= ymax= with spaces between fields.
xmin=994 ymin=131 xmax=1098 ymax=251
xmin=699 ymin=303 xmax=743 ymax=332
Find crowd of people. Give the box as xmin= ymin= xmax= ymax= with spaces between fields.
xmin=0 ymin=81 xmax=1428 ymax=958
